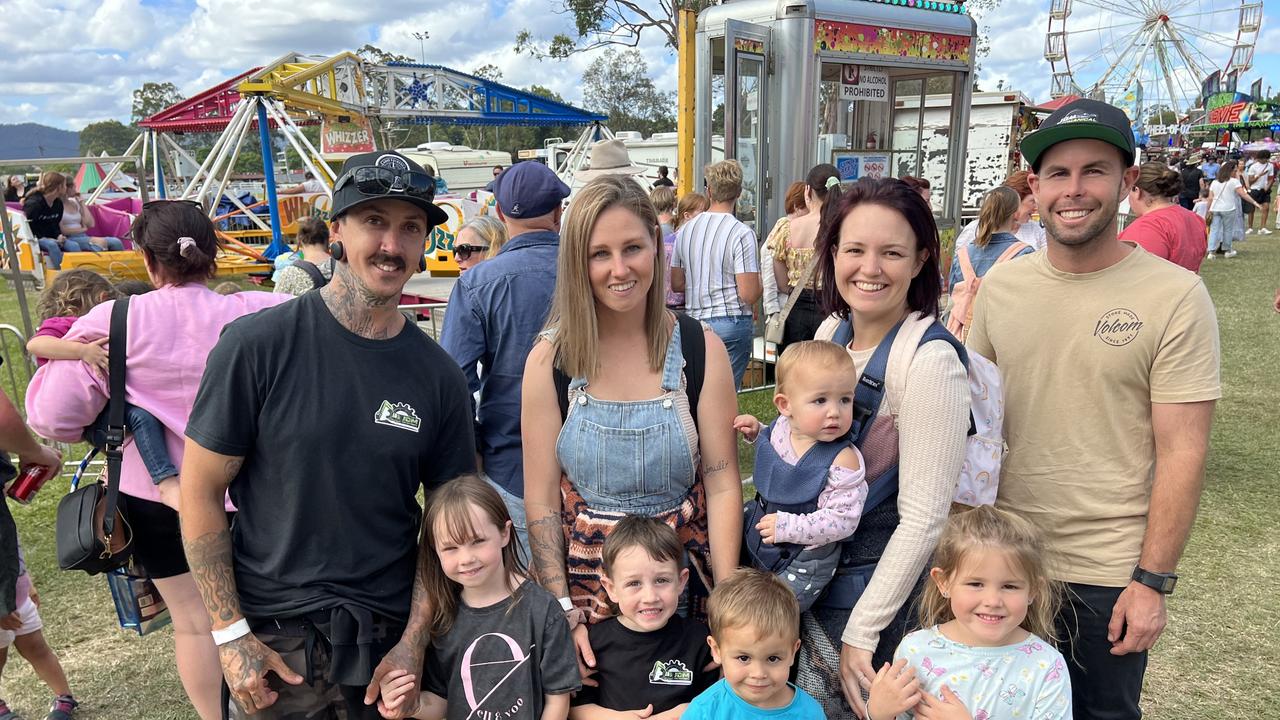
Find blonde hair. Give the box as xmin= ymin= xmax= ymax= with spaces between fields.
xmin=775 ymin=340 xmax=856 ymax=395
xmin=673 ymin=192 xmax=709 ymax=230
xmin=649 ymin=186 xmax=677 ymax=217
xmin=920 ymin=505 xmax=1062 ymax=643
xmin=422 ymin=476 xmax=526 ymax=639
xmin=704 ymin=160 xmax=743 ymax=204
xmin=545 ymin=175 xmax=668 ymax=379
xmin=708 ymin=568 xmax=799 ymax=643
xmin=975 ymin=186 xmax=1021 ymax=248
xmin=34 ymin=171 xmax=66 ymax=196
xmin=37 ymin=268 xmax=115 ymax=322
xmin=458 ymin=214 xmax=509 ymax=260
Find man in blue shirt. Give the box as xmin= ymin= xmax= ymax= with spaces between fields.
xmin=1201 ymin=153 xmax=1221 ymax=183
xmin=441 ymin=162 xmax=570 ymax=558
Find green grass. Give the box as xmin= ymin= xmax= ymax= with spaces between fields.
xmin=0 ymin=248 xmax=1278 ymax=716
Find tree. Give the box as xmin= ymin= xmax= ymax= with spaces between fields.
xmin=471 ymin=64 xmax=503 ymax=81
xmin=355 ymin=44 xmax=415 ymax=65
xmin=516 ymin=0 xmax=716 ymax=59
xmin=131 ymin=82 xmax=184 ymax=124
xmin=80 ymin=120 xmax=137 ymax=157
xmin=582 ymin=48 xmax=675 ymax=137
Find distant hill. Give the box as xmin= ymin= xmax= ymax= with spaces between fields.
xmin=0 ymin=123 xmax=80 ymax=161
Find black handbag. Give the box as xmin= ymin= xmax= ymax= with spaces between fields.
xmin=56 ymin=297 xmax=133 ymax=575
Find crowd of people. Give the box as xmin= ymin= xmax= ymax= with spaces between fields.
xmin=7 ymin=172 xmax=125 ymax=271
xmin=0 ymin=96 xmax=1226 ymax=720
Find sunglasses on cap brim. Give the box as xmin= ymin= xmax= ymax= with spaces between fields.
xmin=453 ymin=244 xmax=490 ymax=261
xmin=335 ymin=166 xmax=436 ymax=201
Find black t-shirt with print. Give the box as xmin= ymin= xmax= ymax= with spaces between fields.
xmin=424 ymin=580 xmax=580 ymax=720
xmin=573 ymin=615 xmax=717 ymax=713
xmin=185 ymin=291 xmax=476 ymax=620
xmin=22 ymin=192 xmax=63 ymax=239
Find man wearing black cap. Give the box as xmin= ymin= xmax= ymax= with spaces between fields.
xmin=441 ymin=161 xmax=570 ymax=560
xmin=966 ymin=99 xmax=1220 ymax=719
xmin=181 ymin=151 xmax=477 ymax=719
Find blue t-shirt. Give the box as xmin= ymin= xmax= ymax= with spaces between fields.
xmin=682 ymin=679 xmax=824 ymax=720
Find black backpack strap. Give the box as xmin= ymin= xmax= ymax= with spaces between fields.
xmin=554 ymin=314 xmax=705 ymax=427
xmin=102 ymin=297 xmax=130 ymax=541
xmin=554 ymin=364 xmax=571 ymax=422
xmin=676 ymin=313 xmax=705 ymax=429
xmin=293 ymin=260 xmax=327 ymax=289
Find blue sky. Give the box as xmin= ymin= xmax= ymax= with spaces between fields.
xmin=2 ymin=0 xmax=1277 ymax=131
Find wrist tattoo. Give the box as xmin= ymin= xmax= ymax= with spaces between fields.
xmin=527 ymin=514 xmax=567 ymax=594
xmin=184 ymin=529 xmax=241 ymax=624
xmin=701 ymin=460 xmax=729 ymax=475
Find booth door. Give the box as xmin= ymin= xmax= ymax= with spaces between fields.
xmin=724 ymin=19 xmax=770 ymax=238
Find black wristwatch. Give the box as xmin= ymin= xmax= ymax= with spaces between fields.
xmin=1131 ymin=566 xmax=1178 ymax=594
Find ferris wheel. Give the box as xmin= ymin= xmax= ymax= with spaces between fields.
xmin=1044 ymin=0 xmax=1262 ymax=120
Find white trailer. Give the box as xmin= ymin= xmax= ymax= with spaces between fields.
xmin=892 ymin=90 xmax=1039 ymax=211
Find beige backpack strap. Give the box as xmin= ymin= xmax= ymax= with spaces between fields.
xmin=883 ymin=312 xmax=933 ymax=423
xmin=957 ymin=244 xmax=977 ymax=283
xmin=994 ymin=241 xmax=1030 ymax=265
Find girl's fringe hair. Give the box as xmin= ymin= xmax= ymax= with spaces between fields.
xmin=421 ymin=476 xmax=527 ymax=639
xmin=919 ymin=505 xmax=1063 ymax=643
xmin=36 ymin=268 xmax=116 ymax=322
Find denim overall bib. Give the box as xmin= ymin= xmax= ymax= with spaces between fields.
xmin=555 ymin=319 xmax=711 ymax=622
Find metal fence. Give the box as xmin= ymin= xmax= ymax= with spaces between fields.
xmin=0 ymin=324 xmax=33 ymax=419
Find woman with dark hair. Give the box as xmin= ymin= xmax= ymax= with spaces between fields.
xmin=1206 ymin=160 xmax=1259 ymax=259
xmin=770 ymin=164 xmax=842 ymax=356
xmin=25 ymin=200 xmax=289 ymax=719
xmin=1120 ymin=162 xmax=1208 ymax=272
xmin=274 ymin=216 xmax=334 ymax=295
xmin=800 ymin=178 xmax=970 ymax=720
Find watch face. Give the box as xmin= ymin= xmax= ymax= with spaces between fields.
xmin=1162 ymin=576 xmax=1177 ymax=593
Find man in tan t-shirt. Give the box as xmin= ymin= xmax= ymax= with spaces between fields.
xmin=967 ymin=99 xmax=1220 ymax=720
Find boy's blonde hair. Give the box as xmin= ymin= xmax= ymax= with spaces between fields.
xmin=649 ymin=186 xmax=677 ymax=217
xmin=703 ymin=160 xmax=743 ymax=204
xmin=920 ymin=505 xmax=1062 ymax=642
xmin=707 ymin=568 xmax=798 ymax=643
xmin=775 ymin=340 xmax=856 ymax=395
xmin=602 ymin=516 xmax=683 ymax=576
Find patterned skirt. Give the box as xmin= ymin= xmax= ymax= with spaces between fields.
xmin=561 ymin=476 xmax=713 ymax=624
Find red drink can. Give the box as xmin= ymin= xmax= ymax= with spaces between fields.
xmin=7 ymin=464 xmax=56 ymax=504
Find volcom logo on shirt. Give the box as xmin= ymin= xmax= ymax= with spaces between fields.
xmin=648 ymin=659 xmax=693 ymax=686
xmin=1094 ymin=308 xmax=1143 ymax=346
xmin=374 ymin=401 xmax=421 ymax=432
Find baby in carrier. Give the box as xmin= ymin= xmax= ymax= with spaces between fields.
xmin=734 ymin=341 xmax=867 ymax=610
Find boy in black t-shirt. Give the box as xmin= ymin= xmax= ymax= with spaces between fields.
xmin=571 ymin=517 xmax=718 ymax=720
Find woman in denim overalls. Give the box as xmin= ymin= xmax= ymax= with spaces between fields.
xmin=522 ymin=176 xmax=743 ymax=676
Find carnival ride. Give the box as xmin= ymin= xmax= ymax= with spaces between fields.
xmin=1044 ymin=0 xmax=1261 ymax=119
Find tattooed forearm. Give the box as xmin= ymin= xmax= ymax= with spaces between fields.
xmin=183 ymin=529 xmax=242 ymax=625
xmin=701 ymin=460 xmax=729 ymax=475
xmin=527 ymin=513 xmax=568 ymax=596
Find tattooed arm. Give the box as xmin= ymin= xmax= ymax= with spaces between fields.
xmin=180 ymin=438 xmax=302 ymax=714
xmin=520 ymin=340 xmax=571 ymax=598
xmin=695 ymin=329 xmax=744 ymax=584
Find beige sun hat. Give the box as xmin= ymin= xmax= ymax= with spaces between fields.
xmin=575 ymin=139 xmax=647 ymax=181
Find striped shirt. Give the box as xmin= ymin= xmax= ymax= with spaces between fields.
xmin=670 ymin=211 xmax=759 ymax=319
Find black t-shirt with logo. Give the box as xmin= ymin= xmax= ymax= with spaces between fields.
xmin=185 ymin=291 xmax=476 ymax=620
xmin=573 ymin=615 xmax=717 ymax=713
xmin=22 ymin=192 xmax=63 ymax=239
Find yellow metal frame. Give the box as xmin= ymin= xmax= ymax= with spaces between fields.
xmin=237 ymin=52 xmax=366 ymax=117
xmin=677 ymin=8 xmax=697 ymax=198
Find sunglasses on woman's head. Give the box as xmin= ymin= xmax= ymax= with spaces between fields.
xmin=454 ymin=244 xmax=490 ymax=261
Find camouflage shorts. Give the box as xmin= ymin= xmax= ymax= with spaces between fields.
xmin=224 ymin=618 xmax=396 ymax=720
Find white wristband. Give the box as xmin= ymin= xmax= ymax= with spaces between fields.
xmin=211 ymin=618 xmax=251 ymax=646
xmin=558 ymin=596 xmax=573 ymax=612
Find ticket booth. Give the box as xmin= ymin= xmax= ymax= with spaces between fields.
xmin=695 ymin=0 xmax=977 ymax=236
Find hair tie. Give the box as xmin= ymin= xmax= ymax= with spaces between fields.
xmin=177 ymin=236 xmax=196 ymax=257
xmin=825 ymin=176 xmax=841 ymax=190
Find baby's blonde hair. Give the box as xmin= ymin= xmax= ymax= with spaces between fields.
xmin=707 ymin=568 xmax=798 ymax=643
xmin=920 ymin=505 xmax=1062 ymax=642
xmin=775 ymin=340 xmax=856 ymax=395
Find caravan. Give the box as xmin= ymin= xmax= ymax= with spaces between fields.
xmin=399 ymin=142 xmax=512 ymax=193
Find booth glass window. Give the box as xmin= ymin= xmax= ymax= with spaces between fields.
xmin=710 ymin=37 xmax=726 ymax=140
xmin=735 ymin=51 xmax=763 ymax=230
xmin=891 ymin=73 xmax=957 ymax=214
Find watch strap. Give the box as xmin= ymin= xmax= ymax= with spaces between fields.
xmin=1131 ymin=566 xmax=1177 ymax=594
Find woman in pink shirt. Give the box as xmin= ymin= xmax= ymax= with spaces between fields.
xmin=25 ymin=201 xmax=289 ymax=719
xmin=1120 ymin=162 xmax=1208 ymax=272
